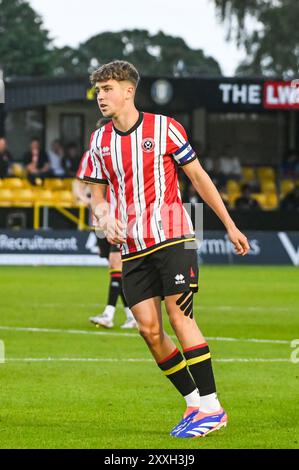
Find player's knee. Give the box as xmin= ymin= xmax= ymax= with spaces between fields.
xmin=138 ymin=324 xmax=164 ymax=346
xmin=168 ymin=312 xmax=185 ymax=331
xmin=168 ymin=308 xmax=194 ymax=330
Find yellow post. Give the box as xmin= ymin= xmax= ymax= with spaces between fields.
xmin=78 ymin=204 xmax=85 ymax=230
xmin=33 ymin=204 xmax=40 ymax=230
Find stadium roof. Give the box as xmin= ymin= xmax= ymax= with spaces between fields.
xmin=4 ymin=76 xmax=299 ymax=112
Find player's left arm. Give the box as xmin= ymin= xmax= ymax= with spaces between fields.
xmin=182 ymin=158 xmax=250 ymax=256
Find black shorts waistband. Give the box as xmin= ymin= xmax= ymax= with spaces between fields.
xmin=121 ymin=236 xmax=196 ymax=263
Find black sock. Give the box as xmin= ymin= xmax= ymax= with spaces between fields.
xmin=158 ymin=348 xmax=197 ymax=397
xmin=183 ymin=343 xmax=217 ymax=396
xmin=107 ymin=269 xmax=122 ymax=307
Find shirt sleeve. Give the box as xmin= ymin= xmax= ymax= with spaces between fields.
xmin=79 ymin=132 xmax=108 ymax=184
xmin=76 ymin=151 xmax=90 ymax=180
xmin=167 ymin=118 xmax=197 ymax=167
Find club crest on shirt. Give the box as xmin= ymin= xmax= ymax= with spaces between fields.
xmin=142 ymin=138 xmax=155 ymax=153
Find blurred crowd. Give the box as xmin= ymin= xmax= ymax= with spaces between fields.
xmin=1 ymin=136 xmax=299 ymax=211
xmin=0 ymin=136 xmax=81 ymax=182
xmin=181 ymin=145 xmax=299 ymax=211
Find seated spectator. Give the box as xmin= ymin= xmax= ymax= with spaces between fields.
xmin=183 ymin=183 xmax=203 ymax=205
xmin=217 ymin=145 xmax=242 ymax=186
xmin=23 ymin=138 xmax=50 ymax=183
xmin=63 ymin=142 xmax=81 ymax=177
xmin=0 ymin=137 xmax=12 ymax=178
xmin=280 ymin=185 xmax=299 ymax=211
xmin=235 ymin=184 xmax=260 ymax=210
xmin=202 ymin=153 xmax=221 ymax=188
xmin=182 ymin=183 xmax=203 ymax=227
xmin=203 ymin=155 xmax=214 ymax=173
xmin=48 ymin=139 xmax=65 ymax=177
xmin=281 ymin=149 xmax=299 ymax=179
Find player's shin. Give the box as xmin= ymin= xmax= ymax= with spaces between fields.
xmin=183 ymin=343 xmax=221 ymax=413
xmin=158 ymin=348 xmax=200 ymax=409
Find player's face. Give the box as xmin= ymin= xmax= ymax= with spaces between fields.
xmin=95 ymin=80 xmax=131 ymax=118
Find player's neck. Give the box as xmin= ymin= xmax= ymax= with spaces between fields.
xmin=112 ymin=107 xmax=140 ymax=134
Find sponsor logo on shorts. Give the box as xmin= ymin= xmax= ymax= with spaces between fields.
xmin=175 ymin=274 xmax=185 ymax=285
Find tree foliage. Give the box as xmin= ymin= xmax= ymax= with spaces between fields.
xmin=52 ymin=29 xmax=222 ymax=77
xmin=0 ymin=0 xmax=52 ymax=77
xmin=214 ymin=0 xmax=299 ymax=77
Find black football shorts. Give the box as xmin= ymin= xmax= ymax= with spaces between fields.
xmin=122 ymin=240 xmax=199 ymax=308
xmin=96 ymin=236 xmax=120 ymax=259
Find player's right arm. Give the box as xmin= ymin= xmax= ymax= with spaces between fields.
xmin=80 ymin=134 xmax=125 ymax=244
xmin=90 ymin=183 xmax=126 ymax=244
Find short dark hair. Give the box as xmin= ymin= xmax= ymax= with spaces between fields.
xmin=90 ymin=60 xmax=140 ymax=88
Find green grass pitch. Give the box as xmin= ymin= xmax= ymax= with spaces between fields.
xmin=0 ymin=265 xmax=298 ymax=449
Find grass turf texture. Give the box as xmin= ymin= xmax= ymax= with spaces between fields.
xmin=0 ymin=265 xmax=298 ymax=449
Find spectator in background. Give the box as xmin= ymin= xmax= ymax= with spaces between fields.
xmin=202 ymin=155 xmax=214 ymax=174
xmin=183 ymin=183 xmax=203 ymax=227
xmin=23 ymin=138 xmax=50 ymax=183
xmin=217 ymin=145 xmax=242 ymax=186
xmin=281 ymin=149 xmax=299 ymax=179
xmin=280 ymin=185 xmax=299 ymax=211
xmin=202 ymin=153 xmax=220 ymax=187
xmin=183 ymin=183 xmax=203 ymax=205
xmin=63 ymin=142 xmax=81 ymax=177
xmin=235 ymin=184 xmax=260 ymax=211
xmin=0 ymin=137 xmax=12 ymax=178
xmin=48 ymin=139 xmax=65 ymax=177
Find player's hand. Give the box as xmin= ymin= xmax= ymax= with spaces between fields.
xmin=102 ymin=215 xmax=126 ymax=245
xmin=227 ymin=225 xmax=250 ymax=256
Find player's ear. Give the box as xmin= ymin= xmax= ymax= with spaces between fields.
xmin=125 ymin=83 xmax=135 ymax=100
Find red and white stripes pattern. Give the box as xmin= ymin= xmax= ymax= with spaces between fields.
xmin=83 ymin=113 xmax=196 ymax=257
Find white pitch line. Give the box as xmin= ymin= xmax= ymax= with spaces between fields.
xmin=0 ymin=325 xmax=138 ymax=338
xmin=0 ymin=325 xmax=291 ymax=345
xmin=207 ymin=336 xmax=290 ymax=345
xmin=2 ymin=357 xmax=291 ymax=364
xmin=29 ymin=303 xmax=296 ymax=313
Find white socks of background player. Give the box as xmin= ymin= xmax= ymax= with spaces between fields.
xmin=103 ymin=305 xmax=115 ymax=320
xmin=103 ymin=305 xmax=134 ymax=321
xmin=124 ymin=307 xmax=135 ymax=320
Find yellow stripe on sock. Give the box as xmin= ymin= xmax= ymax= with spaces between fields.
xmin=186 ymin=353 xmax=211 ymax=366
xmin=163 ymin=360 xmax=187 ymax=376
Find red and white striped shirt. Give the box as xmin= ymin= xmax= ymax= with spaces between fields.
xmin=83 ymin=112 xmax=197 ymax=261
xmin=76 ymin=150 xmax=115 ymax=213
